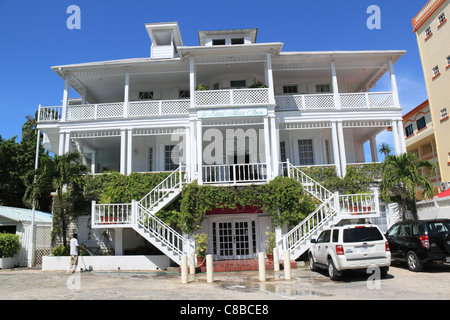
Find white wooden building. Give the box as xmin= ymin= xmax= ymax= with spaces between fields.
xmin=37 ymin=22 xmax=406 ymax=265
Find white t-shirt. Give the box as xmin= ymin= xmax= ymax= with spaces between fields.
xmin=70 ymin=238 xmax=79 ymax=255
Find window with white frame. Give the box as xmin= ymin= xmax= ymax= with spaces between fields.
xmin=212 ymin=39 xmax=226 ymax=46
xmin=283 ymin=85 xmax=298 ymax=94
xmin=425 ymin=26 xmax=432 ymax=37
xmin=316 ymin=84 xmax=331 ymax=93
xmin=298 ymin=139 xmax=314 ymax=165
xmin=441 ymin=108 xmax=448 ymax=119
xmin=433 ymin=65 xmax=440 ymax=77
xmin=438 ymin=12 xmax=446 ymax=25
xmin=148 ymin=147 xmax=153 ymax=171
xmin=446 ymin=55 xmax=450 ymax=66
xmin=164 ymin=145 xmax=179 ymax=171
xmin=231 ymin=38 xmax=244 ymax=45
xmin=139 ymin=91 xmax=153 ymax=100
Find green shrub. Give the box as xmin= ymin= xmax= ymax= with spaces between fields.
xmin=51 ymin=244 xmax=70 ymax=256
xmin=0 ymin=233 xmax=21 ymax=258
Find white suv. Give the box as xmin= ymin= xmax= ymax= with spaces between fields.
xmin=308 ymin=224 xmax=391 ymax=280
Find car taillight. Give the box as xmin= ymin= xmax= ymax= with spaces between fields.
xmin=336 ymin=245 xmax=344 ymax=255
xmin=420 ymin=235 xmax=430 ymax=248
xmin=385 ymin=241 xmax=390 ymax=251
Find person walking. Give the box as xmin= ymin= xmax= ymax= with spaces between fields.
xmin=68 ymin=233 xmax=80 ymax=274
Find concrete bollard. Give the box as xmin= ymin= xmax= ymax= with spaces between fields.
xmin=258 ymin=252 xmax=266 ymax=282
xmin=181 ymin=255 xmax=188 ymax=284
xmin=283 ymin=250 xmax=291 ymax=280
xmin=189 ymin=251 xmax=196 ymax=275
xmin=273 ymin=247 xmax=280 ymax=272
xmin=206 ymin=254 xmax=213 ymax=283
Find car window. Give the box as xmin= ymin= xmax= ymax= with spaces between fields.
xmin=332 ymin=229 xmax=339 ymax=243
xmin=427 ymin=221 xmax=450 ymax=235
xmin=399 ymin=224 xmax=411 ymax=237
xmin=412 ymin=224 xmax=420 ymax=236
xmin=343 ymin=227 xmax=383 ymax=243
xmin=317 ymin=230 xmax=331 ymax=243
xmin=386 ymin=224 xmax=400 ymax=238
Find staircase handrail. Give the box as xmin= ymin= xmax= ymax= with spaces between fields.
xmin=138 ymin=166 xmax=187 ymax=212
xmin=135 ymin=202 xmax=194 ymax=256
xmin=282 ymin=161 xmax=333 ymax=202
xmin=280 ymin=194 xmax=337 ymax=253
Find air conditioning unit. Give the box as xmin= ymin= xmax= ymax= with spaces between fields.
xmin=441 ymin=181 xmax=450 ymax=191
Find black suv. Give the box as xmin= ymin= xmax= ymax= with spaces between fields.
xmin=385 ymin=220 xmax=450 ymax=271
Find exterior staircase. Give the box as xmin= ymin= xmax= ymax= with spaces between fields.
xmin=92 ymin=162 xmax=379 ymax=265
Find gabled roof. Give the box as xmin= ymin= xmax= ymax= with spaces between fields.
xmin=0 ymin=206 xmax=52 ymax=224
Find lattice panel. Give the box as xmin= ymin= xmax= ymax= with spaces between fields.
xmin=275 ymin=95 xmax=303 ymax=111
xmin=233 ymin=89 xmax=269 ymax=105
xmin=96 ymin=102 xmax=124 ymax=118
xmin=161 ymin=100 xmax=189 ymax=115
xmin=340 ymin=93 xmax=368 ymax=109
xmin=129 ymin=101 xmax=160 ymax=117
xmin=304 ymin=94 xmax=335 ymax=109
xmin=66 ymin=105 xmax=96 ymax=120
xmin=195 ymin=90 xmax=231 ymax=106
xmin=369 ymin=92 xmax=395 ymax=108
xmin=35 ymin=225 xmax=52 ymax=265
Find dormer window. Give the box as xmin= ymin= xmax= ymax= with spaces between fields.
xmin=212 ymin=39 xmax=226 ymax=46
xmin=231 ymin=38 xmax=244 ymax=45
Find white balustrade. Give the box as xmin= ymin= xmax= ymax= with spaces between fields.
xmin=92 ymin=203 xmax=132 ymax=226
xmin=339 ymin=193 xmax=376 ymax=216
xmin=38 ymin=106 xmax=62 ymax=122
xmin=202 ymin=163 xmax=267 ymax=184
xmin=195 ymin=88 xmax=270 ymax=108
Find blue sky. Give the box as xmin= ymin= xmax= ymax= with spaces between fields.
xmin=0 ymin=0 xmax=429 ymax=158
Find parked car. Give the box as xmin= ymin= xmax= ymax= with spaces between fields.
xmin=385 ymin=219 xmax=450 ymax=272
xmin=308 ymin=224 xmax=391 ymax=280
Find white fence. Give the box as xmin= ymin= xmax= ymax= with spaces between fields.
xmin=416 ymin=196 xmax=450 ymax=219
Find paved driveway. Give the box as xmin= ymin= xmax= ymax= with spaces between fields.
xmin=1 ymin=262 xmax=449 ymax=300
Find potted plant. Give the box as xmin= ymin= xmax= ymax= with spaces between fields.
xmin=265 ymin=227 xmax=276 ymax=262
xmin=194 ymin=233 xmax=208 ymax=266
xmin=195 ymin=84 xmax=209 ymax=91
xmin=0 ymin=233 xmax=21 ymax=269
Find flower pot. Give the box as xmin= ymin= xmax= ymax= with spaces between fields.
xmin=266 ymin=254 xmax=274 ymax=262
xmin=0 ymin=257 xmax=16 ymax=269
xmin=197 ymin=256 xmax=205 ymax=267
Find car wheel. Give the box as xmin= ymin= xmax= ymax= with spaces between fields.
xmin=380 ymin=267 xmax=389 ymax=278
xmin=328 ymin=258 xmax=342 ymax=281
xmin=406 ymin=251 xmax=423 ymax=272
xmin=309 ymin=253 xmax=317 ymax=271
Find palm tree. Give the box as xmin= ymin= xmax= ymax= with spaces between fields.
xmin=378 ymin=143 xmax=392 ymax=159
xmin=51 ymin=151 xmax=89 ymax=246
xmin=380 ymin=153 xmax=435 ymax=220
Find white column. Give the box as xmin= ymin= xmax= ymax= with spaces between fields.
xmin=91 ymin=151 xmax=97 ymax=174
xmin=330 ymin=61 xmax=341 ymax=110
xmin=127 ymin=128 xmax=133 ymax=175
xmin=269 ymin=114 xmax=279 ymax=177
xmin=370 ymin=136 xmax=379 ymax=162
xmin=114 ymin=228 xmax=123 ymax=256
xmin=337 ymin=121 xmax=347 ymax=177
xmin=391 ymin=120 xmax=401 ymax=156
xmin=388 ymin=60 xmax=401 ymax=108
xmin=120 ymin=129 xmax=127 ymax=175
xmin=266 ymin=53 xmax=275 ymax=105
xmin=397 ymin=119 xmax=407 ymax=154
xmin=185 ymin=126 xmax=191 ymax=178
xmin=123 ymin=69 xmax=130 ymax=118
xmin=190 ymin=58 xmax=196 ymax=109
xmin=331 ymin=121 xmax=342 ymax=178
xmin=196 ymin=119 xmax=203 ymax=184
xmin=64 ymin=132 xmax=71 ymax=154
xmin=58 ymin=132 xmax=65 ymax=156
xmin=263 ymin=117 xmax=272 ymax=179
xmin=189 ymin=118 xmax=196 ymax=180
xmin=61 ymin=74 xmax=70 ymax=122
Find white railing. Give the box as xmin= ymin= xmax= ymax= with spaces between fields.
xmin=38 ymin=106 xmax=62 ymax=122
xmin=275 ymin=92 xmax=396 ymax=111
xmin=195 ymin=88 xmax=270 ymax=108
xmin=92 ymin=202 xmax=133 ymax=226
xmin=202 ymin=163 xmax=268 ymax=185
xmin=138 ymin=166 xmax=186 ymax=211
xmin=281 ymin=195 xmax=337 ymax=253
xmin=136 ymin=202 xmax=194 ymax=257
xmin=339 ymin=193 xmax=377 ymax=216
xmin=280 ymin=161 xmax=333 ymax=202
xmin=38 ymin=99 xmax=189 ymax=123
